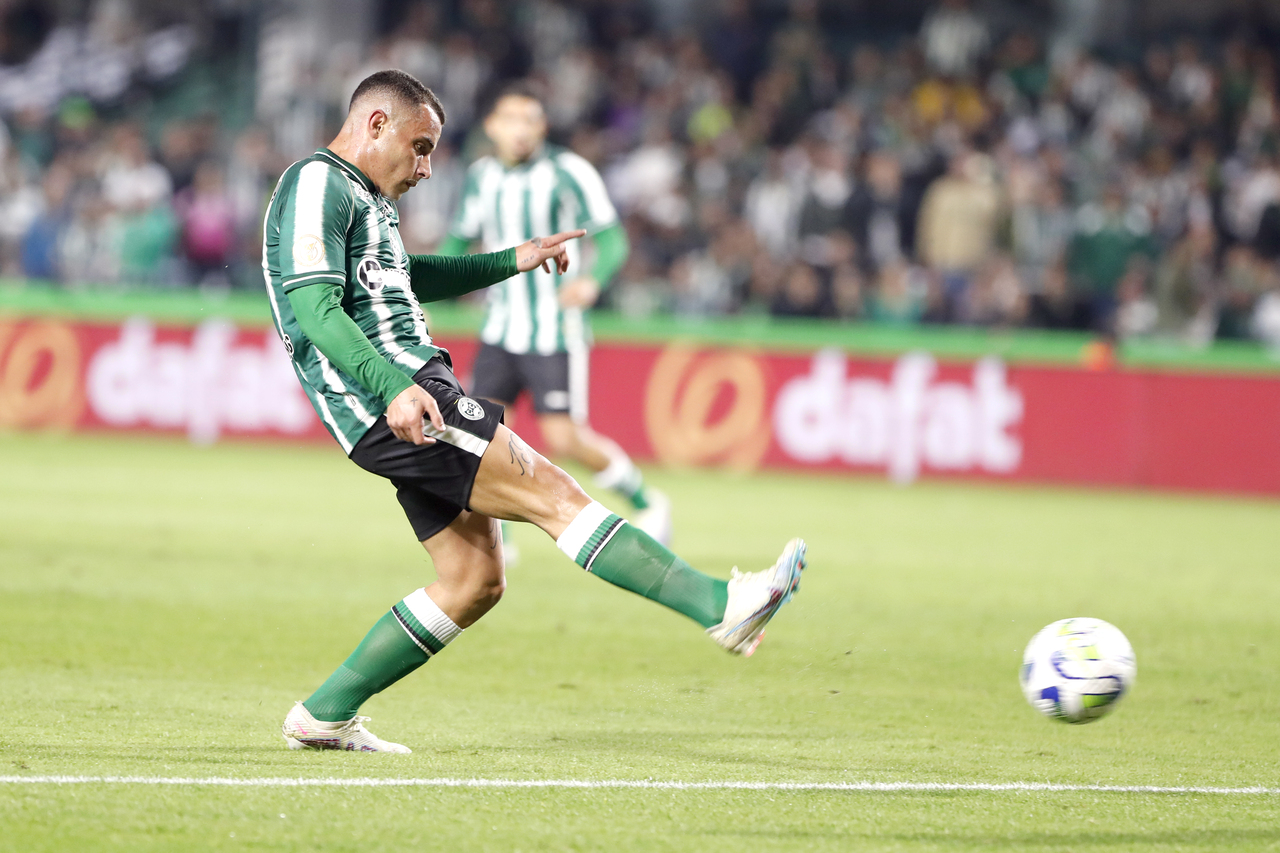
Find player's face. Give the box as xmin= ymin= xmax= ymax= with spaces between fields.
xmin=370 ymin=102 xmax=442 ymax=200
xmin=485 ymin=96 xmax=546 ymax=165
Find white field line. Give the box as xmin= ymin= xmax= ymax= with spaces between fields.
xmin=0 ymin=777 xmax=1277 ymax=794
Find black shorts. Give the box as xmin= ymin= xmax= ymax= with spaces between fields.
xmin=469 ymin=342 xmax=588 ymax=419
xmin=350 ymin=355 xmax=505 ymax=542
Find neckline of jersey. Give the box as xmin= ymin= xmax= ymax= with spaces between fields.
xmin=315 ymin=148 xmax=380 ymax=196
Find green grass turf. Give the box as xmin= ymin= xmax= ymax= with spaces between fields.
xmin=0 ymin=431 xmax=1278 ymax=851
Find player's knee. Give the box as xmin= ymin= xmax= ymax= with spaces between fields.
xmin=537 ymin=418 xmax=576 ymax=457
xmin=542 ymin=430 xmax=577 ymax=458
xmin=537 ymin=465 xmax=593 ymax=532
xmin=467 ymin=573 xmax=506 ymax=612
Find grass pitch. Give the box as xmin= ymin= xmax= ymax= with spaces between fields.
xmin=1 ymin=431 xmax=1278 ymax=852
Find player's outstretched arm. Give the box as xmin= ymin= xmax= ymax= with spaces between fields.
xmin=407 ymin=229 xmax=587 ymax=303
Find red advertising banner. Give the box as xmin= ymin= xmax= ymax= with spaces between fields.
xmin=3 ymin=316 xmax=1280 ymax=495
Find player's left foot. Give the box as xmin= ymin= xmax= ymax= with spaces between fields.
xmin=281 ymin=701 xmax=411 ymax=753
xmin=706 ymin=538 xmax=806 ymax=657
xmin=634 ymin=487 xmax=673 ymax=546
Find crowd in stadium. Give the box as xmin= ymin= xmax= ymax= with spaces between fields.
xmin=3 ymin=0 xmax=1280 ymax=346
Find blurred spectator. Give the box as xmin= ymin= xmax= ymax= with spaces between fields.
xmin=101 ymin=124 xmax=172 ymax=213
xmin=1026 ymin=260 xmax=1087 ymax=330
xmin=845 ymin=149 xmax=909 ymax=271
xmin=100 ymin=123 xmax=177 ymax=284
xmin=920 ymin=0 xmax=989 ymax=78
xmin=1010 ymin=174 xmax=1073 ymax=292
xmin=176 ymin=161 xmax=236 ymax=287
xmin=744 ymin=147 xmax=801 ymax=260
xmin=869 ymin=260 xmax=926 ymax=325
xmin=1 ymin=0 xmax=1279 ymax=351
xmin=771 ymin=261 xmax=829 ymax=318
xmin=1067 ymin=186 xmax=1156 ymax=331
xmin=18 ymin=160 xmax=73 ymax=280
xmin=1152 ymin=226 xmax=1216 ymax=344
xmin=916 ymin=150 xmax=1002 ymax=320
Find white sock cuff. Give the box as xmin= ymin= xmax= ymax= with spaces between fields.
xmin=556 ymin=501 xmax=616 ymax=563
xmin=400 ymin=588 xmax=462 ymax=648
xmin=593 ymin=453 xmax=637 ymax=490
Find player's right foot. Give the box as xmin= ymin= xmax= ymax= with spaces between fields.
xmin=634 ymin=487 xmax=673 ymax=546
xmin=281 ymin=701 xmax=411 ymax=753
xmin=706 ymin=538 xmax=806 ymax=657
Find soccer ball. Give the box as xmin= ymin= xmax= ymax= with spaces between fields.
xmin=1020 ymin=617 xmax=1136 ymax=724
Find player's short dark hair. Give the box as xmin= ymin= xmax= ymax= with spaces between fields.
xmin=349 ymin=69 xmax=446 ymax=125
xmin=486 ymin=80 xmax=546 ymax=116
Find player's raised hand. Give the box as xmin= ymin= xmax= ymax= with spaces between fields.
xmin=515 ymin=229 xmax=586 ymax=275
xmin=386 ymin=385 xmax=446 ymax=445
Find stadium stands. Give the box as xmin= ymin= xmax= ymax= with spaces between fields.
xmin=1 ymin=0 xmax=1280 ymax=350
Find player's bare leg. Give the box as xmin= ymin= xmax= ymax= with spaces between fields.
xmin=536 ymin=413 xmax=673 ymax=545
xmin=466 ymin=424 xmax=592 ymax=535
xmin=420 ymin=510 xmax=507 ymax=627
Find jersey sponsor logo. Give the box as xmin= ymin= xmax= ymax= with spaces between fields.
xmin=292 ymin=234 xmax=325 ymax=268
xmin=356 ymin=258 xmax=411 ymax=296
xmin=456 ymin=397 xmax=485 ymax=421
xmin=356 ymin=258 xmax=386 ymax=293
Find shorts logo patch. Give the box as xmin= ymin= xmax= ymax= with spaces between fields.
xmin=293 ymin=234 xmax=324 ymax=268
xmin=456 ymin=397 xmax=485 ymax=421
xmin=544 ymin=390 xmax=570 ymax=410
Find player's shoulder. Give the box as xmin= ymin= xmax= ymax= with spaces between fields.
xmin=467 ymin=154 xmax=502 ymax=176
xmin=548 ymin=145 xmax=602 ymax=177
xmin=280 ymin=152 xmax=357 ymax=201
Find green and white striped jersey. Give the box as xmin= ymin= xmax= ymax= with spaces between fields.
xmin=449 ymin=144 xmax=618 ymax=355
xmin=262 ymin=148 xmax=438 ymax=454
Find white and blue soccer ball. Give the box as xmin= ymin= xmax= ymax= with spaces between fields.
xmin=1020 ymin=617 xmax=1136 ymax=724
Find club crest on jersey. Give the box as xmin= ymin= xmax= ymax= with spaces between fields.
xmin=356 ymin=258 xmax=387 ymax=293
xmin=293 ymin=234 xmax=324 ymax=268
xmin=456 ymin=397 xmax=485 ymax=421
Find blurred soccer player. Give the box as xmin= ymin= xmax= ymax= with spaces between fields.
xmin=437 ymin=84 xmax=673 ymax=547
xmin=263 ymin=70 xmax=806 ymax=752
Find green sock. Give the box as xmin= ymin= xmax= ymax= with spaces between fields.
xmin=595 ymin=457 xmax=650 ymax=510
xmin=556 ymin=501 xmax=727 ymax=628
xmin=303 ymin=588 xmax=462 ymax=722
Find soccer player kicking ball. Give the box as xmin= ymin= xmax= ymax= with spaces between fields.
xmin=266 ymin=70 xmax=806 ymax=754
xmin=437 ymin=84 xmax=673 ymax=545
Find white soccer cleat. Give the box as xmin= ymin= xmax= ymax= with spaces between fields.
xmin=634 ymin=488 xmax=673 ymax=546
xmin=281 ymin=701 xmax=411 ymax=754
xmin=706 ymin=538 xmax=807 ymax=657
